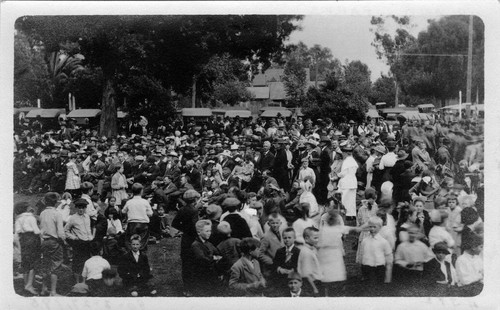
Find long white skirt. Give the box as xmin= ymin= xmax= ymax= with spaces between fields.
xmin=341 ymin=188 xmax=357 ymax=217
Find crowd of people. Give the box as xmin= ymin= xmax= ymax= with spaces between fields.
xmin=13 ymin=112 xmax=485 ymax=297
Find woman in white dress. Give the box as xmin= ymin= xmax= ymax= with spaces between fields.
xmin=111 ymin=165 xmax=128 ymax=206
xmin=337 ymin=144 xmax=358 ymax=222
xmin=299 ymin=180 xmax=320 ymax=225
xmin=318 ymin=209 xmax=360 ymax=296
xmin=65 ymin=154 xmax=81 ymax=195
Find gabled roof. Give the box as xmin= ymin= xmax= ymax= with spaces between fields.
xmin=269 ymin=82 xmax=287 ymax=100
xmin=246 ymin=86 xmax=270 ymax=99
xmin=265 ymin=68 xmax=284 ymax=83
xmin=252 ymin=74 xmax=267 ymax=86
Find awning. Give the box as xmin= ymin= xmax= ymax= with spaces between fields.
xmin=181 ymin=108 xmax=212 ymax=117
xmin=381 ymin=108 xmax=405 ymax=115
xmin=417 ymin=104 xmax=435 ymax=109
xmin=14 ymin=107 xmax=37 ymax=115
xmin=67 ymin=109 xmax=102 ymax=118
xmin=260 ymin=109 xmax=292 ymax=118
xmin=440 ymin=103 xmax=484 ymax=111
xmin=225 ymin=110 xmax=252 ymax=118
xmin=26 ymin=108 xmax=65 ymax=118
xmin=399 ymin=111 xmax=431 ymax=120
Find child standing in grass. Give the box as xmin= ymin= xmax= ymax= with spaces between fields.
xmin=14 ymin=201 xmax=41 ymax=295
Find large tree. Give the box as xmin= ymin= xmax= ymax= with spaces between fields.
xmin=302 ymin=72 xmax=369 ymax=123
xmin=341 ymin=60 xmax=372 ymax=100
xmin=14 ymin=31 xmax=52 ymax=107
xmin=371 ymin=15 xmax=484 ymax=106
xmin=16 ymin=15 xmax=302 ymax=136
xmin=370 ymin=74 xmax=396 ymax=107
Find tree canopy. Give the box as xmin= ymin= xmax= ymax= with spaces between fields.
xmin=15 ymin=15 xmax=302 ymax=136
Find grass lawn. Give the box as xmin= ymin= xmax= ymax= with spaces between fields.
xmin=12 ymin=193 xmax=475 ymax=297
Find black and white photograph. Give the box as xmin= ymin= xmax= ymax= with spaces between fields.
xmin=1 ymin=1 xmax=499 ymax=309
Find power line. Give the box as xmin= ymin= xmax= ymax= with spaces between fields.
xmin=396 ymin=53 xmax=478 ymax=57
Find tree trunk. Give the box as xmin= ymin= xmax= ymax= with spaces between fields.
xmin=100 ymin=78 xmax=117 ymax=138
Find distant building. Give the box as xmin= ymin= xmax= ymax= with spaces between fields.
xmin=246 ymin=67 xmax=324 ymax=106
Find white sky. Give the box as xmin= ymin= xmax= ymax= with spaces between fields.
xmin=287 ymin=15 xmax=441 ymax=81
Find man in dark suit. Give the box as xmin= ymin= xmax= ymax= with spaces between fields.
xmin=273 ymin=139 xmax=291 ymax=192
xmin=190 ymin=220 xmax=222 ymax=296
xmin=118 ymin=234 xmax=156 ymax=296
xmin=316 ymin=136 xmax=333 ymax=205
xmin=257 ymin=141 xmax=275 ymax=173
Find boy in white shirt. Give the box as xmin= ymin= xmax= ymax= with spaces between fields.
xmin=359 ymin=216 xmax=393 ymax=285
xmin=82 ymin=241 xmax=111 ymax=292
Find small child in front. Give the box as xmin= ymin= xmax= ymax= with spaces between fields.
xmin=359 ymin=216 xmax=393 ymax=287
xmin=118 ymin=234 xmax=156 ymax=297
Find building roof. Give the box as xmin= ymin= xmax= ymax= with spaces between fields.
xmin=246 ymin=86 xmax=270 ymax=99
xmin=67 ymin=109 xmax=102 ymax=118
xmin=252 ymin=74 xmax=267 ymax=86
xmin=260 ymin=109 xmax=292 ymax=118
xmin=181 ymin=108 xmax=212 ymax=117
xmin=269 ymin=82 xmax=287 ymax=100
xmin=26 ymin=108 xmax=65 ymax=118
xmin=225 ymin=110 xmax=252 ymax=118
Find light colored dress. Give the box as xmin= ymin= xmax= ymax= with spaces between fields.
xmin=111 ymin=171 xmax=128 ymax=205
xmin=65 ymin=161 xmax=80 ymax=190
xmin=355 ymin=200 xmax=378 ymax=263
xmin=338 ymin=155 xmax=358 ymax=217
xmin=318 ymin=224 xmax=350 ymax=282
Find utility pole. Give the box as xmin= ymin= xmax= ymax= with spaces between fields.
xmin=465 ymin=15 xmax=473 ymax=118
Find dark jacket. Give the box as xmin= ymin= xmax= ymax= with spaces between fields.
xmin=273 ymin=245 xmax=301 ymax=275
xmin=224 ymin=213 xmax=252 ymax=240
xmin=118 ymin=250 xmax=152 ymax=286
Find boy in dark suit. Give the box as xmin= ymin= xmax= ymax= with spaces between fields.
xmin=118 ymin=234 xmax=156 ymax=297
xmin=272 ymin=228 xmax=300 ymax=295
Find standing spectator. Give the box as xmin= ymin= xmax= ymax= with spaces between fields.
xmin=39 ymin=192 xmax=66 ymax=296
xmin=122 ymin=183 xmax=153 ymax=250
xmin=337 ymin=144 xmax=358 ymax=222
xmin=14 ymin=202 xmax=41 ymax=295
xmin=229 ymin=238 xmax=266 ymax=296
xmin=65 ymin=198 xmax=94 ymax=284
xmin=319 ymin=210 xmax=361 ymax=296
xmin=111 ymin=165 xmax=128 ymax=206
xmin=359 ymin=217 xmax=393 ymax=288
xmin=171 ymin=189 xmax=200 ymax=297
xmin=258 ymin=213 xmax=284 ymax=278
xmin=190 ymin=219 xmax=222 ymax=296
xmin=65 ymin=154 xmax=81 ymax=197
xmin=297 ymin=227 xmax=322 ymax=297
